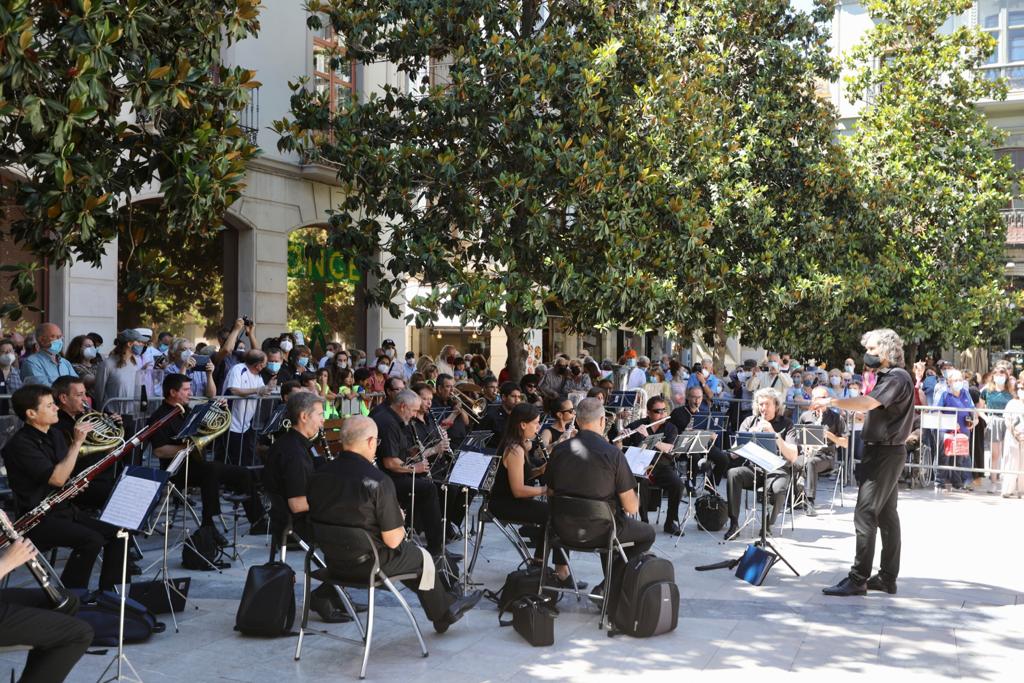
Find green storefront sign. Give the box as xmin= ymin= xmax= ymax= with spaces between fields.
xmin=287 ymin=242 xmax=360 ymax=284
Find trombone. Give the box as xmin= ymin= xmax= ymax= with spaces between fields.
xmin=452 ymin=383 xmax=487 ymax=423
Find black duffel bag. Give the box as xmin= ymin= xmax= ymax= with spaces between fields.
xmin=499 ymin=594 xmax=557 ymax=647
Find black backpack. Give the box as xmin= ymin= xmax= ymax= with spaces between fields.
xmin=608 ymin=553 xmax=679 ymax=638
xmin=234 ymin=561 xmax=296 ymax=637
xmin=182 ymin=526 xmax=225 ymax=570
xmin=75 ymin=590 xmax=162 ymax=646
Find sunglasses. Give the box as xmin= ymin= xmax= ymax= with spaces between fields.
xmin=650 ymin=408 xmax=667 ymax=414
xmin=558 ymin=408 xmax=576 ymax=414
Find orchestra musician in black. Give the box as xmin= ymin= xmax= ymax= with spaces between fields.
xmin=623 ymin=396 xmax=684 ymax=536
xmin=669 ymin=385 xmax=738 ymax=485
xmin=431 ymin=374 xmax=469 ymax=448
xmin=51 ymin=376 xmax=118 ymax=510
xmin=478 ymin=381 xmax=523 ymax=447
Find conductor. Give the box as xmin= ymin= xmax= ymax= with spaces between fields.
xmin=812 ymin=329 xmax=914 ymax=597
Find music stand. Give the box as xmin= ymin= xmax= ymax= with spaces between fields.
xmin=462 ymin=430 xmax=493 ymax=452
xmin=730 ymin=439 xmax=798 ymax=577
xmin=98 ymin=468 xmax=168 ymax=682
xmin=672 ymin=431 xmax=716 ymax=545
xmin=785 ymin=424 xmax=827 ymax=525
xmin=444 ymin=449 xmax=499 ymax=591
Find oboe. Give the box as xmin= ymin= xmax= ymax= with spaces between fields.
xmin=0 ymin=510 xmax=75 ymax=612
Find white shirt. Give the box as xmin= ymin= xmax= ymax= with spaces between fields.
xmin=225 ymin=362 xmax=265 ymax=433
xmin=626 ymin=367 xmax=647 ymax=390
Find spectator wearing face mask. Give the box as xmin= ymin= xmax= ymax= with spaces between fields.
xmin=212 ymin=318 xmax=257 ymax=392
xmin=688 ymin=359 xmax=723 ymax=402
xmin=65 ymin=335 xmax=100 ymax=395
xmin=93 ymin=330 xmax=148 ymax=426
xmin=746 ymin=353 xmax=793 ymax=394
xmin=620 ymin=352 xmax=646 ymax=390
xmin=19 ymin=323 xmax=77 ymax=388
xmin=318 ymin=341 xmax=341 ymax=369
xmin=563 ymin=359 xmax=592 ymax=395
xmin=786 ymin=371 xmax=814 ymax=410
xmin=843 ymin=357 xmax=862 ymax=384
xmin=133 ymin=328 xmax=164 ymax=398
xmin=394 ymin=351 xmax=418 ymax=382
xmin=538 ymin=355 xmax=572 ymax=399
xmin=980 ymin=365 xmax=1013 ymax=490
xmin=261 ymin=347 xmax=290 ymax=386
xmin=827 ymin=369 xmax=845 ymax=398
xmin=937 ymin=368 xmax=975 ymax=490
xmin=166 ymin=337 xmax=217 ymax=398
xmin=0 ymin=339 xmax=23 ymax=415
xmin=369 ymin=355 xmax=390 ymax=393
xmin=287 ymin=345 xmax=314 ymax=379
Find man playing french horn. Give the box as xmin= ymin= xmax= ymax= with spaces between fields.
xmin=52 ymin=375 xmax=121 ymax=511
xmin=147 ymin=373 xmax=268 ymax=539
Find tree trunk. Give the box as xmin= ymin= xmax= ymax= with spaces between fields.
xmin=906 ymin=342 xmax=919 ymax=368
xmin=504 ymin=324 xmax=528 ymax=383
xmin=713 ymin=309 xmax=728 ymax=374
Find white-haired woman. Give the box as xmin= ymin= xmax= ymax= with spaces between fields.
xmin=812 ymin=328 xmax=915 ymax=596
xmin=165 ymin=338 xmax=216 ymax=398
xmin=723 ymin=387 xmax=802 ymax=541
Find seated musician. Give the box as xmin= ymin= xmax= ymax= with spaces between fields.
xmin=372 ymin=390 xmax=454 ymax=559
xmin=481 ymin=377 xmax=500 ymax=405
xmin=623 ymin=396 xmax=684 ymax=536
xmin=0 ymin=538 xmax=94 ymax=683
xmin=538 ymin=399 xmax=577 ymax=457
xmin=546 ymin=398 xmax=654 ymax=594
xmin=723 ymin=388 xmax=802 ymax=541
xmin=307 ymin=416 xmax=482 ymax=633
xmin=489 ymin=403 xmax=579 ymax=589
xmin=410 ymin=383 xmax=466 ymax=534
xmin=797 ymin=386 xmax=847 ymax=516
xmin=432 ymin=374 xmax=469 ymax=448
xmin=669 ymin=386 xmax=736 ymax=486
xmin=368 ymin=376 xmax=406 ymax=418
xmin=148 ymin=373 xmax=268 ymax=539
xmin=479 ymin=381 xmax=523 ymax=447
xmin=52 ymin=376 xmax=117 ymax=509
xmin=2 ymin=385 xmax=124 ymax=590
xmin=262 ymin=391 xmax=349 ymax=623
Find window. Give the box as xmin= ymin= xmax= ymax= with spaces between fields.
xmin=996 ymin=147 xmax=1024 ymax=208
xmin=980 ymin=1 xmax=1024 ymax=64
xmin=312 ymin=18 xmax=354 ymax=113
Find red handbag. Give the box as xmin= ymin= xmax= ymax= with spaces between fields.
xmin=943 ymin=430 xmax=970 ymax=457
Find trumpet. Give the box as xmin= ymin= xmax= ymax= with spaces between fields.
xmin=452 ymin=383 xmax=487 ymax=422
xmin=75 ymin=411 xmax=125 ymax=455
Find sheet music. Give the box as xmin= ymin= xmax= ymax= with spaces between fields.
xmin=732 ymin=442 xmax=786 ymax=472
xmin=448 ymin=451 xmax=493 ymax=488
xmin=100 ymin=475 xmax=164 ymax=532
xmin=920 ymin=412 xmax=959 ymax=431
xmin=624 ymin=447 xmax=657 ymax=477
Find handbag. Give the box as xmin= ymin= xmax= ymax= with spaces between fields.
xmin=943 ymin=430 xmax=970 ymax=457
xmin=499 ymin=594 xmax=557 ymax=647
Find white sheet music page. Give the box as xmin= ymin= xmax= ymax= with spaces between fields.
xmin=733 ymin=441 xmax=786 ymax=472
xmin=100 ymin=475 xmax=163 ymax=532
xmin=448 ymin=451 xmax=492 ymax=488
xmin=624 ymin=447 xmax=657 ymax=476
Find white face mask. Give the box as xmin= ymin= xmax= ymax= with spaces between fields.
xmin=377 ymin=363 xmax=389 ymax=374
xmin=737 ymin=371 xmax=749 ymax=381
xmin=845 ymin=364 xmax=855 ymax=373
xmin=952 ymin=380 xmax=965 ymax=393
xmin=280 ymin=340 xmax=294 ymax=353
xmin=83 ymin=347 xmax=98 ymax=360
xmin=0 ymin=353 xmax=14 ymax=367
xmin=830 ymin=376 xmax=841 ymax=386
xmin=180 ymin=349 xmax=193 ymax=363
xmin=701 ymin=368 xmax=710 ymax=378
xmin=848 ymin=389 xmax=861 ymax=397
xmin=995 ymin=375 xmax=1007 ymax=387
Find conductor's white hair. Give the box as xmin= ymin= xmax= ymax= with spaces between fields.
xmin=861 ymin=328 xmax=904 ymax=367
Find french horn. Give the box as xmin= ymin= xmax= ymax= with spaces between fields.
xmin=75 ymin=411 xmax=125 ymax=455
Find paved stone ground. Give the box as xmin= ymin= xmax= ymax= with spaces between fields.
xmin=3 ymin=477 xmax=1022 ymax=682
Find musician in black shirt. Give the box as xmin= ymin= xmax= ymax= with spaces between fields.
xmin=817 ymin=329 xmax=914 ymax=597
xmin=432 ymin=375 xmax=469 ymax=447
xmin=797 ymin=386 xmax=848 ymax=517
xmin=546 ymin=398 xmax=654 ymax=590
xmin=723 ymin=388 xmax=802 ymax=541
xmin=52 ymin=375 xmax=117 ymax=510
xmin=368 ymin=376 xmax=406 ymax=419
xmin=308 ymin=416 xmax=481 ymax=633
xmin=669 ymin=386 xmax=736 ymax=485
xmin=1 ymin=385 xmax=124 ymax=590
xmin=147 ymin=374 xmax=267 ymax=535
xmin=624 ymin=396 xmax=684 ymax=535
xmin=372 ymin=390 xmax=450 ymax=558
xmin=479 ymin=382 xmax=522 ymax=447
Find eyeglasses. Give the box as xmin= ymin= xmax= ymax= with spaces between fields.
xmin=558 ymin=408 xmax=576 ymax=414
xmin=650 ymin=408 xmax=667 ymax=415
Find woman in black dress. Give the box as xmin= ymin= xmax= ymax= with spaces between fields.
xmin=489 ymin=403 xmax=575 ymax=587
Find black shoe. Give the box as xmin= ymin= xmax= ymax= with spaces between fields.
xmin=248 ymin=519 xmax=271 ymax=536
xmin=588 ymin=581 xmax=605 ymax=607
xmin=443 ymin=549 xmax=463 ymax=564
xmin=128 ymin=561 xmax=142 ymax=577
xmin=866 ymin=574 xmax=897 ymax=594
xmin=663 ymin=521 xmax=683 ymax=536
xmin=445 ymin=522 xmax=463 ymax=543
xmin=723 ymin=523 xmax=740 ymax=541
xmin=805 ymin=501 xmax=818 ymax=517
xmin=550 ymin=573 xmax=588 ymax=591
xmin=310 ymin=593 xmax=354 ymax=624
xmin=433 ymin=590 xmax=483 ymax=633
xmin=823 ymin=577 xmax=867 ymax=596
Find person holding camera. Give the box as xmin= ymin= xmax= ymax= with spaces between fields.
xmin=166 ymin=338 xmax=217 ymax=398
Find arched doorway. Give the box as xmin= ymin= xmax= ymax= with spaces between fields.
xmin=286 ymin=225 xmax=362 ymax=352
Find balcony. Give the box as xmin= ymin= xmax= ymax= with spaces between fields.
xmin=1005 ymin=209 xmax=1024 ymax=244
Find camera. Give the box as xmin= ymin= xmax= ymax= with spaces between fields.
xmin=242 ymin=315 xmax=253 ymax=327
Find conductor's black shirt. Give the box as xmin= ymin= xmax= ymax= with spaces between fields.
xmin=862 ymin=367 xmax=915 ymax=446
xmin=2 ymin=425 xmax=69 ymax=514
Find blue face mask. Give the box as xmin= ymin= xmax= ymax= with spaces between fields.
xmin=132 ymin=344 xmax=145 ymax=355
xmin=157 ymin=344 xmax=169 ymax=353
xmin=267 ymin=361 xmax=282 ymax=373
xmin=48 ymin=339 xmax=64 ymax=355
xmin=297 ymin=357 xmax=310 ymax=368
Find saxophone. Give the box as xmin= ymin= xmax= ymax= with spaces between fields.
xmin=0 ymin=510 xmax=75 ymax=613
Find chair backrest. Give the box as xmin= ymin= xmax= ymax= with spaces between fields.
xmin=548 ymin=495 xmax=617 ymax=550
xmin=309 ymin=522 xmax=380 ymax=578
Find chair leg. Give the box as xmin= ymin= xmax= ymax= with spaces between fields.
xmin=467 ymin=515 xmax=485 ymax=575
xmin=382 ymin=576 xmax=428 ymax=658
xmin=359 ymin=582 xmax=375 ymax=679
xmin=331 ymin=585 xmax=365 ymax=640
xmin=294 ymin=562 xmax=312 ymax=660
xmin=537 ymin=527 xmax=550 ymax=596
xmin=600 ymin=543 xmax=615 ymax=630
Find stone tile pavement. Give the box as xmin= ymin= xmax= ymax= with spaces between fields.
xmin=3 ymin=482 xmax=1022 ymax=682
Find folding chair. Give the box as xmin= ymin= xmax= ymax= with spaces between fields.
xmin=295 ymin=523 xmax=427 ymax=680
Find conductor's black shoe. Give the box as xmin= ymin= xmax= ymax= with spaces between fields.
xmin=723 ymin=523 xmax=740 ymax=541
xmin=433 ymin=590 xmax=483 ymax=633
xmin=663 ymin=521 xmax=683 ymax=536
xmin=866 ymin=574 xmax=897 ymax=594
xmin=823 ymin=577 xmax=867 ymax=597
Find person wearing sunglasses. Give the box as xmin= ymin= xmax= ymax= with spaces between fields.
xmin=622 ymin=396 xmax=684 ymax=536
xmin=538 ymin=399 xmax=578 ymax=457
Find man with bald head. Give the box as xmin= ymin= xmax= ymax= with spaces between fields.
xmin=307 ymin=415 xmax=481 ymax=633
xmin=20 ymin=323 xmax=78 ymax=387
xmin=797 ymin=386 xmax=847 ymax=516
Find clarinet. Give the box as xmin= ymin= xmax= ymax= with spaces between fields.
xmin=2 ymin=404 xmax=184 ymax=548
xmin=317 ymin=428 xmax=335 ymax=461
xmin=0 ymin=510 xmax=75 ymax=611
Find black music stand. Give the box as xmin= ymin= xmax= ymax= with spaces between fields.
xmin=462 ymin=430 xmax=493 ymax=452
xmin=443 ymin=448 xmax=500 ymax=591
xmin=98 ymin=468 xmax=168 ymax=681
xmin=672 ymin=431 xmax=716 ymax=545
xmin=786 ymin=424 xmax=827 ymax=526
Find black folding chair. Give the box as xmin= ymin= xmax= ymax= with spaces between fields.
xmin=294 ymin=523 xmax=427 ymax=680
xmin=539 ymin=495 xmax=633 ymax=630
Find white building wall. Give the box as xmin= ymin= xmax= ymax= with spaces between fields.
xmin=48 ymin=241 xmax=118 ymax=347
